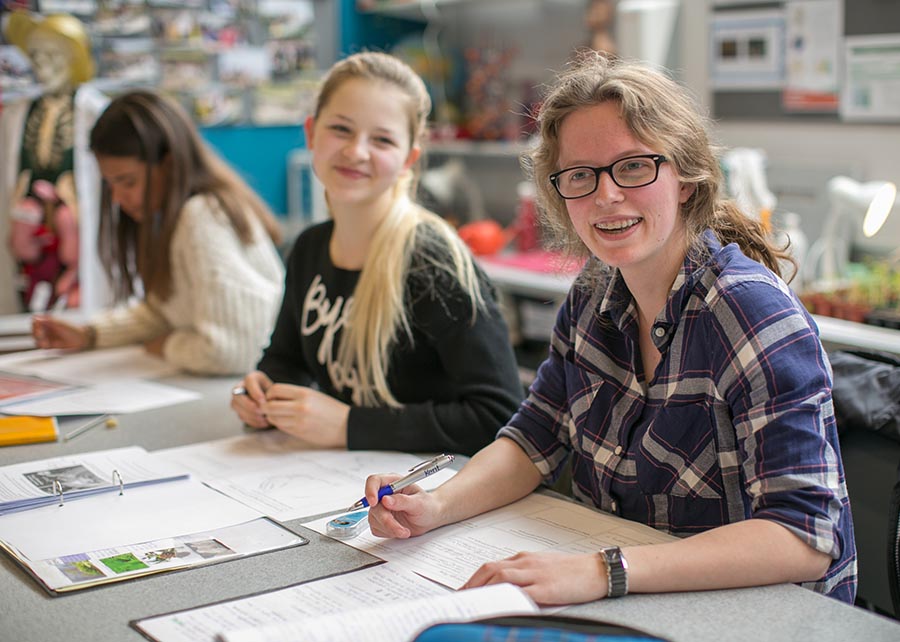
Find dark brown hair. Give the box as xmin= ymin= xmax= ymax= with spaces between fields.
xmin=91 ymin=90 xmax=282 ymax=301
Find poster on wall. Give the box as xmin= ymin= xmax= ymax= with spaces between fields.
xmin=783 ymin=0 xmax=842 ymax=112
xmin=840 ymin=34 xmax=900 ymax=122
xmin=709 ymin=9 xmax=786 ymax=90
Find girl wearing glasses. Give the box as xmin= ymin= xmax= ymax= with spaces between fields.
xmin=366 ymin=52 xmax=856 ymax=605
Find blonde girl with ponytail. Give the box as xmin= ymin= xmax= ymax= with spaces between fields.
xmin=231 ymin=52 xmax=522 ymax=454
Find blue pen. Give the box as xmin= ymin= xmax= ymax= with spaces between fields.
xmin=347 ymin=453 xmax=455 ymax=511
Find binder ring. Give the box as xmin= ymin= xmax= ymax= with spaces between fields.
xmin=112 ymin=469 xmax=124 ymax=496
xmin=54 ymin=480 xmax=64 ymax=507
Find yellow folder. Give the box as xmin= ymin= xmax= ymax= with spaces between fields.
xmin=0 ymin=416 xmax=58 ymax=446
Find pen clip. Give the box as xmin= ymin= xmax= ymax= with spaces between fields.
xmin=407 ymin=453 xmax=451 ymax=473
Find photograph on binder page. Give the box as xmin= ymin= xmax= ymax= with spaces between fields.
xmin=0 ymin=446 xmax=187 ymax=514
xmin=0 ymin=477 xmax=307 ymax=594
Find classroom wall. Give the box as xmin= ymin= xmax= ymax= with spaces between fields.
xmin=679 ymin=0 xmax=900 ymax=254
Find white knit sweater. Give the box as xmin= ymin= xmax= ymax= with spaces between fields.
xmin=92 ymin=195 xmax=285 ymax=375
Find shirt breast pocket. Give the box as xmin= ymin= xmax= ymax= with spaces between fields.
xmin=635 ymin=402 xmax=724 ymax=500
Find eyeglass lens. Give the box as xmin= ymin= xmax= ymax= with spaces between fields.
xmin=553 ymin=155 xmax=663 ymax=198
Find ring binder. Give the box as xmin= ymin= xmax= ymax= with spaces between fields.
xmin=112 ymin=470 xmax=124 ymax=496
xmin=53 ymin=480 xmax=63 ymax=507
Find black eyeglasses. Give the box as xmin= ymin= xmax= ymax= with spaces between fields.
xmin=549 ymin=154 xmax=668 ymax=199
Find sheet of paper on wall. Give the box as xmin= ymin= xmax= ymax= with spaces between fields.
xmin=156 ymin=431 xmax=456 ymax=521
xmin=132 ymin=563 xmax=536 ymax=642
xmin=0 ymin=345 xmax=178 ymax=384
xmin=840 ymin=34 xmax=900 ymax=122
xmin=0 ymin=379 xmax=200 ymax=416
xmin=306 ymin=492 xmax=676 ymax=590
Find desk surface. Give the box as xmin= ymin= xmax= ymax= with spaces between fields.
xmin=2 ymin=374 xmax=899 ymax=642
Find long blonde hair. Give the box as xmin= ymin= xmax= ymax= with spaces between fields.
xmin=524 ymin=51 xmax=792 ymax=286
xmin=315 ymin=52 xmax=484 ymax=407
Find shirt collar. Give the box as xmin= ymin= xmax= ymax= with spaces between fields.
xmin=596 ymin=230 xmax=721 ymax=346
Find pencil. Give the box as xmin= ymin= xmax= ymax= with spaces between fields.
xmin=64 ymin=414 xmax=115 ymax=441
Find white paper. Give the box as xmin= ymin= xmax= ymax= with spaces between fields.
xmin=0 ymin=478 xmax=263 ymax=560
xmin=136 ymin=564 xmax=449 ymax=642
xmin=157 ymin=432 xmax=456 ymax=521
xmin=0 ymin=379 xmax=200 ymax=415
xmin=221 ymin=582 xmax=537 ymax=642
xmin=0 ymin=346 xmax=177 ymax=384
xmin=307 ymin=493 xmax=675 ymax=589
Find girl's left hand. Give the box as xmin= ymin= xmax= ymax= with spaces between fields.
xmin=462 ymin=551 xmax=608 ymax=606
xmin=261 ymin=383 xmax=350 ymax=448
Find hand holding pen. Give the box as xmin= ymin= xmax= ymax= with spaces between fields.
xmin=348 ymin=453 xmax=455 ymax=511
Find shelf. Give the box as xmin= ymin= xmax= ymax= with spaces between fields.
xmin=478 ymin=257 xmax=900 ymax=356
xmin=359 ymin=0 xmax=582 ymax=20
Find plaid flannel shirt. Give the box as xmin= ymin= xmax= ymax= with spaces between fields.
xmin=499 ymin=233 xmax=857 ymax=603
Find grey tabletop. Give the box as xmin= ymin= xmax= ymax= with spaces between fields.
xmin=2 ymin=374 xmax=899 ymax=642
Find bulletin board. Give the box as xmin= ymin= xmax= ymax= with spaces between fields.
xmin=711 ymin=0 xmax=900 ymax=122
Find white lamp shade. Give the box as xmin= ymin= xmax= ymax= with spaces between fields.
xmin=827 ymin=175 xmax=897 ymax=238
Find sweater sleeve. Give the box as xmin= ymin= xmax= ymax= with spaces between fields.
xmin=161 ymin=198 xmax=285 ymax=375
xmin=92 ymin=300 xmax=170 ymax=348
xmin=346 ymin=270 xmax=524 ymax=456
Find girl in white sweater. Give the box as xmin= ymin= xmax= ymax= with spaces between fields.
xmin=32 ymin=90 xmax=285 ymax=375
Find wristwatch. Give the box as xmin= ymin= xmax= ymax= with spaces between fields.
xmin=599 ymin=546 xmax=629 ymax=598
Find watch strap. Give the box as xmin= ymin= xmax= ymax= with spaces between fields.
xmin=599 ymin=546 xmax=629 ymax=598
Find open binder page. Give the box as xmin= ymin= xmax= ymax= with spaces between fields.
xmin=0 ymin=446 xmax=188 ymax=514
xmin=307 ymin=493 xmax=677 ymax=589
xmin=133 ymin=563 xmax=534 ymax=642
xmin=157 ymin=432 xmax=455 ymax=521
xmin=0 ymin=478 xmax=305 ymax=593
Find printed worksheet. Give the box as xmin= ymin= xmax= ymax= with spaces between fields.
xmin=157 ymin=432 xmax=456 ymax=521
xmin=306 ymin=493 xmax=676 ymax=589
xmin=133 ymin=563 xmax=536 ymax=642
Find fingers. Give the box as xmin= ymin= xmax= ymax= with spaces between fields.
xmin=462 ymin=556 xmax=531 ymax=591
xmin=363 ymin=473 xmax=403 ymax=507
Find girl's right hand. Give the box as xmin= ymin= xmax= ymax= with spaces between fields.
xmin=365 ymin=473 xmax=444 ymax=539
xmin=31 ymin=315 xmax=90 ymax=350
xmin=230 ymin=370 xmax=273 ymax=429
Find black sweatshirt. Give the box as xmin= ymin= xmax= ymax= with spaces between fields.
xmin=257 ymin=221 xmax=523 ymax=456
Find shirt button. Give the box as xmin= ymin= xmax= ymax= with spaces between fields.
xmin=614 ymin=445 xmax=623 ymax=456
xmin=654 ymin=326 xmax=665 ymax=338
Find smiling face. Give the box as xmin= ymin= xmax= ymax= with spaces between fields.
xmin=557 ymin=101 xmax=694 ymax=282
xmin=96 ymin=154 xmax=168 ymax=222
xmin=305 ymin=77 xmax=420 ymax=214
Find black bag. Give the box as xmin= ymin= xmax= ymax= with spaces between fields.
xmin=413 ymin=614 xmax=671 ymax=642
xmin=830 ymin=350 xmax=900 ymax=442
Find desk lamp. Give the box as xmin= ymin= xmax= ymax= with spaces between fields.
xmin=807 ymin=175 xmax=897 ymax=287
